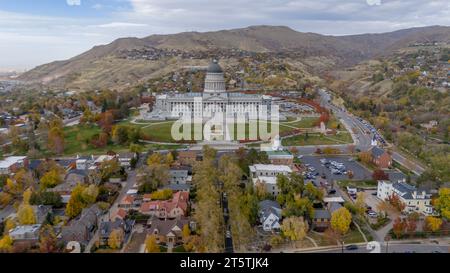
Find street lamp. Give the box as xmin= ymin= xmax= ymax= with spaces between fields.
xmin=385 ymin=236 xmax=391 ymax=253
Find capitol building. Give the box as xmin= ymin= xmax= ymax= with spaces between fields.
xmin=143 ymin=60 xmax=274 ymax=122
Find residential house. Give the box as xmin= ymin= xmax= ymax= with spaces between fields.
xmin=369 ymin=147 xmax=392 ymax=169
xmin=312 ymin=209 xmax=331 ymax=232
xmin=119 ymin=195 xmax=139 ymax=210
xmin=169 ymin=165 xmax=192 ymax=185
xmin=258 ymin=200 xmax=282 ymax=232
xmin=9 ymin=224 xmax=41 ymax=242
xmin=161 ymin=184 xmax=191 ymax=193
xmin=377 ymin=181 xmax=433 ymax=215
xmin=60 ymin=205 xmax=102 ymax=246
xmin=117 ymin=152 xmax=137 ymax=169
xmin=48 ymin=170 xmax=88 ymax=203
xmin=98 ymin=219 xmax=135 ymax=247
xmin=0 ymin=156 xmax=28 ymax=175
xmin=140 ymin=191 xmax=189 ymax=219
xmin=177 ymin=151 xmax=198 ymax=165
xmin=249 ymin=164 xmax=292 ymax=197
xmin=147 ymin=217 xmax=192 ymax=246
xmin=113 ymin=209 xmax=128 ymax=221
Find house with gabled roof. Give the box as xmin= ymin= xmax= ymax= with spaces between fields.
xmin=369 ymin=147 xmax=392 ymax=169
xmin=258 ymin=200 xmax=282 ymax=232
xmin=377 ymin=180 xmax=433 ymax=215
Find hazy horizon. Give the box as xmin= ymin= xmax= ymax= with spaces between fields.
xmin=0 ymin=0 xmax=449 ymax=70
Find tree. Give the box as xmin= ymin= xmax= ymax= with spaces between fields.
xmin=425 ymin=216 xmax=443 ymax=232
xmin=39 ymin=225 xmax=58 ymax=253
xmin=145 ymin=235 xmax=160 ymax=253
xmin=281 ymin=216 xmax=309 ymax=242
xmin=354 ymin=192 xmax=366 ymax=216
xmin=406 ymin=219 xmax=417 ymax=235
xmin=100 ymin=159 xmax=121 ymax=181
xmin=48 ymin=122 xmax=64 ymax=155
xmin=150 ymin=189 xmax=173 ymax=200
xmin=330 ymin=207 xmax=352 ymax=235
xmin=434 ymin=188 xmax=450 ymax=220
xmin=4 ymin=218 xmax=16 ymax=234
xmin=359 ymin=151 xmax=372 ymax=164
xmin=17 ymin=204 xmax=36 ymax=225
xmin=98 ymin=111 xmax=114 ymax=134
xmin=392 ymin=217 xmax=406 ymax=238
xmin=387 ymin=194 xmax=406 ymax=212
xmin=147 ymin=153 xmax=164 ymax=166
xmin=108 ymin=229 xmax=123 ymax=249
xmin=182 ymin=224 xmax=191 ymax=243
xmin=22 ymin=188 xmax=33 ymax=205
xmin=166 ymin=153 xmax=175 ymax=166
xmin=372 ymin=169 xmax=389 ymax=180
xmin=82 ymin=184 xmax=99 ymax=204
xmin=0 ymin=235 xmax=13 ymax=253
xmin=65 ymin=184 xmax=85 ymax=219
xmin=0 ymin=192 xmax=12 ymax=208
xmin=40 ymin=169 xmax=63 ymax=189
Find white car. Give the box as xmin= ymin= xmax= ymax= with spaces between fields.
xmin=367 ymin=211 xmax=378 ymax=218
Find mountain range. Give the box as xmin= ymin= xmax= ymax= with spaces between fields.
xmin=18 ymin=25 xmax=450 ymax=91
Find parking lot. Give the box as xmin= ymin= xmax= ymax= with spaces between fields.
xmin=300 ymin=155 xmax=373 ymax=182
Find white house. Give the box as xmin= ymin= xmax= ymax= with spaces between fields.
xmin=377 ymin=181 xmax=433 ymax=215
xmin=9 ymin=224 xmax=41 ymax=241
xmin=259 ymin=200 xmax=282 ymax=232
xmin=249 ymin=164 xmax=292 ymax=197
xmin=0 ymin=156 xmax=28 ymax=175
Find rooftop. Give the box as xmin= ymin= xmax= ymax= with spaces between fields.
xmin=0 ymin=156 xmax=27 ymax=169
xmin=249 ymin=164 xmax=292 ymax=173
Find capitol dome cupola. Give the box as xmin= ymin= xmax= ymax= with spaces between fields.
xmin=204 ymin=59 xmax=226 ymax=93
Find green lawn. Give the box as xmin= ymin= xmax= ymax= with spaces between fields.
xmin=337 ymin=179 xmax=378 ymax=189
xmin=117 ymin=117 xmax=320 ymax=143
xmin=37 ymin=124 xmax=186 ymax=156
xmin=282 ymin=132 xmax=353 ymax=146
xmin=342 ymin=228 xmax=366 ymax=244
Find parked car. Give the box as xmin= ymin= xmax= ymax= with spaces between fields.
xmin=346 ymin=245 xmax=358 ymax=251
xmin=367 ymin=211 xmax=378 ymax=218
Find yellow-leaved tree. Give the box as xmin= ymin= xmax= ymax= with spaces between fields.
xmin=281 ymin=216 xmax=309 ymax=242
xmin=145 ymin=235 xmax=160 ymax=253
xmin=0 ymin=235 xmax=13 ymax=253
xmin=434 ymin=188 xmax=450 ymax=220
xmin=17 ymin=204 xmax=36 ymax=225
xmin=425 ymin=216 xmax=443 ymax=232
xmin=331 ymin=207 xmax=352 ymax=235
xmin=65 ymin=184 xmax=85 ymax=219
xmin=108 ymin=229 xmax=123 ymax=249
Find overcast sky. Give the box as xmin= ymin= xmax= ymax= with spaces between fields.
xmin=0 ymin=0 xmax=449 ymax=71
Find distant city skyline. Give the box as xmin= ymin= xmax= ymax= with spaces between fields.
xmin=0 ymin=0 xmax=449 ymax=70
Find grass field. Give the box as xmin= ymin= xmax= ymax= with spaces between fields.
xmin=337 ymin=179 xmax=378 ymax=189
xmin=37 ymin=124 xmax=185 ymax=156
xmin=117 ymin=117 xmax=320 ymax=143
xmin=282 ymin=132 xmax=353 ymax=146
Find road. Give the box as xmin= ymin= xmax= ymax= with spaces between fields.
xmin=295 ymin=242 xmax=449 ymax=253
xmin=222 ymin=192 xmax=234 ymax=253
xmin=0 ymin=205 xmax=15 ymax=222
xmin=315 ymin=89 xmax=426 ymax=175
xmin=84 ymin=152 xmax=146 ymax=253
